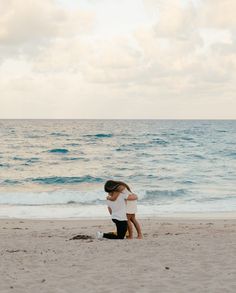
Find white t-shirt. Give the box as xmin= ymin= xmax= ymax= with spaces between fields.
xmin=107 ymin=189 xmax=130 ymax=221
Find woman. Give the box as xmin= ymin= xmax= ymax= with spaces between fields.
xmin=96 ymin=180 xmax=137 ymax=239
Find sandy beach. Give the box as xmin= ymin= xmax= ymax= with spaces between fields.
xmin=0 ymin=217 xmax=235 ymax=293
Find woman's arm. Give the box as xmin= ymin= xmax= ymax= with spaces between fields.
xmin=107 ymin=206 xmax=112 ymax=215
xmin=127 ymin=194 xmax=138 ymax=200
xmin=107 ymin=188 xmax=138 ymax=201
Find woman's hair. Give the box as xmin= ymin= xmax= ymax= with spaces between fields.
xmin=104 ymin=180 xmax=131 ymax=193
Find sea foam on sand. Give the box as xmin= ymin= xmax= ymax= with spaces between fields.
xmin=0 ymin=218 xmax=236 ymax=293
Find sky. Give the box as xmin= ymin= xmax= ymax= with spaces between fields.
xmin=0 ymin=0 xmax=235 ymax=119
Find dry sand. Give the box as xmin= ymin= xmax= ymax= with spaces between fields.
xmin=0 ymin=217 xmax=236 ymax=293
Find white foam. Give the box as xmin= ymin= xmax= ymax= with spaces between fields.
xmin=0 ymin=190 xmax=105 ymax=205
xmin=0 ymin=204 xmax=109 ymax=219
xmin=0 ymin=196 xmax=235 ymax=219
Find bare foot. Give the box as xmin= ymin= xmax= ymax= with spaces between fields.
xmin=137 ymin=235 xmax=143 ymax=239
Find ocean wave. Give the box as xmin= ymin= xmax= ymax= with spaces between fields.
xmin=0 ymin=188 xmax=187 ymax=206
xmin=225 ymin=152 xmax=236 ymax=158
xmin=135 ymin=152 xmax=153 ymax=157
xmin=123 ymin=142 xmax=149 ymax=149
xmin=2 ymin=179 xmax=21 ymax=185
xmin=61 ymin=157 xmax=85 ymax=161
xmin=84 ymin=134 xmax=113 ymax=138
xmin=26 ymin=135 xmax=42 ymax=138
xmin=0 ymin=163 xmax=10 ymax=168
xmin=150 ymin=138 xmax=168 ymax=145
xmin=26 ymin=158 xmax=40 ymax=164
xmin=178 ymin=180 xmax=196 ymax=185
xmin=188 ymin=195 xmax=236 ymax=203
xmin=188 ymin=154 xmax=205 ymax=160
xmin=216 ymin=130 xmax=227 ymax=133
xmin=127 ymin=174 xmax=173 ymax=181
xmin=143 ymin=189 xmax=187 ymax=200
xmin=66 ymin=143 xmax=80 ymax=146
xmin=50 ymin=132 xmax=69 ymax=137
xmin=30 ymin=175 xmax=103 ymax=185
xmin=13 ymin=157 xmax=26 ymax=161
xmin=70 ymin=199 xmax=106 ymax=205
xmin=48 ymin=149 xmax=69 ymax=154
xmin=145 ymin=133 xmax=155 ymax=136
xmin=0 ymin=190 xmax=106 ymax=205
xmin=181 ymin=136 xmax=195 ymax=141
xmin=115 ymin=147 xmax=131 ymax=152
xmin=12 ymin=157 xmax=40 ymax=163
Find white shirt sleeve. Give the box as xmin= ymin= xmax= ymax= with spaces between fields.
xmin=121 ymin=188 xmax=131 ymax=199
xmin=106 ymin=199 xmax=111 ymax=207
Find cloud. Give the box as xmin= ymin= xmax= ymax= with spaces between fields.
xmin=154 ymin=0 xmax=197 ymax=38
xmin=200 ymin=0 xmax=236 ymax=30
xmin=0 ymin=0 xmax=235 ymax=119
xmin=0 ymin=0 xmax=94 ymax=59
xmin=0 ymin=0 xmax=60 ymax=44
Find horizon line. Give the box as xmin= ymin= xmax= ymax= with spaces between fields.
xmin=0 ymin=118 xmax=235 ymax=121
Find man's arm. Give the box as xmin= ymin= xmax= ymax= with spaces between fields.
xmin=107 ymin=206 xmax=112 ymax=215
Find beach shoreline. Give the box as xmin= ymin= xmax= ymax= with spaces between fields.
xmin=1 ymin=217 xmax=235 ymax=293
xmin=0 ymin=210 xmax=235 ymax=221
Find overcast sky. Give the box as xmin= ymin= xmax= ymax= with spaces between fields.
xmin=0 ymin=0 xmax=235 ymax=119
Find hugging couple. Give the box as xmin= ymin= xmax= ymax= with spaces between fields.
xmin=96 ymin=180 xmax=143 ymax=240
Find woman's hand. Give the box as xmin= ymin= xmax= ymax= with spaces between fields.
xmin=127 ymin=194 xmax=138 ymax=200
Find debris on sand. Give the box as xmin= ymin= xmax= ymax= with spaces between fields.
xmin=165 ymin=267 xmax=170 ymax=270
xmin=69 ymin=234 xmax=93 ymax=240
xmin=6 ymin=249 xmax=27 ymax=253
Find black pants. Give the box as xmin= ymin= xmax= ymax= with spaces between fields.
xmin=103 ymin=219 xmax=128 ymax=239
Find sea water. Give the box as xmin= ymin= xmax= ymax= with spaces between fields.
xmin=0 ymin=119 xmax=235 ymax=218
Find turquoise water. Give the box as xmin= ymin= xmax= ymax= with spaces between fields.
xmin=0 ymin=119 xmax=235 ymax=218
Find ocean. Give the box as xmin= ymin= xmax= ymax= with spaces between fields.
xmin=0 ymin=119 xmax=235 ymax=219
